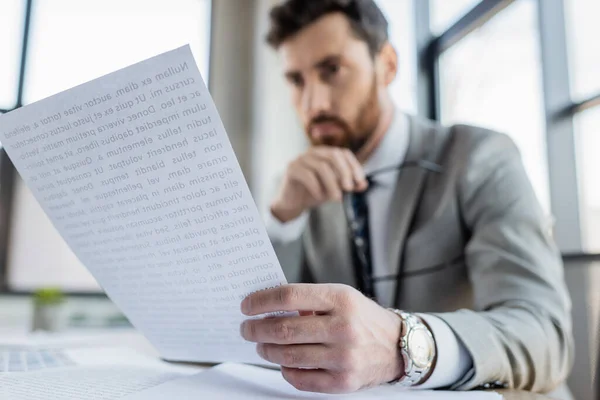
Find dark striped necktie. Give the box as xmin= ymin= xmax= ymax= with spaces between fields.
xmin=344 ymin=184 xmax=375 ymax=299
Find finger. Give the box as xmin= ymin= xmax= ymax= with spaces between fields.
xmin=312 ymin=148 xmax=354 ymax=192
xmin=257 ymin=343 xmax=334 ymax=369
xmin=341 ymin=149 xmax=368 ymax=191
xmin=241 ymin=315 xmax=331 ymax=344
xmin=300 ymin=157 xmax=342 ymax=201
xmin=242 ymin=284 xmax=335 ymax=316
xmin=281 ymin=367 xmax=357 ymax=394
xmin=288 ymin=168 xmax=324 ymax=202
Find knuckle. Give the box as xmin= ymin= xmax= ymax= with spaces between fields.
xmin=335 ymin=286 xmax=357 ymax=310
xmin=274 ymin=321 xmax=294 ymax=342
xmin=282 ymin=347 xmax=301 ymax=366
xmin=287 ymin=168 xmax=306 ymax=184
xmin=332 ymin=148 xmax=344 ymax=161
xmin=337 ymin=350 xmax=352 ymax=369
xmin=343 ymin=148 xmax=355 ymax=160
xmin=318 ymin=160 xmax=331 ymax=173
xmin=337 ymin=349 xmax=360 ymax=371
xmin=245 ymin=321 xmax=258 ymax=341
xmin=257 ymin=293 xmax=271 ymax=310
xmin=278 ymin=286 xmax=297 ymax=308
xmin=337 ymin=318 xmax=360 ymax=343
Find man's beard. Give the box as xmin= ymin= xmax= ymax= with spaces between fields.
xmin=306 ymin=77 xmax=381 ymax=154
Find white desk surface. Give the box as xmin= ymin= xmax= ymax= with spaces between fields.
xmin=0 ymin=328 xmax=156 ymax=355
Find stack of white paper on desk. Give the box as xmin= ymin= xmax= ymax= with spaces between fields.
xmin=123 ymin=363 xmax=503 ymax=400
xmin=0 ymin=350 xmax=502 ymax=400
xmin=0 ymin=45 xmax=287 ymax=367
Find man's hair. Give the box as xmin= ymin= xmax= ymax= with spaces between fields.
xmin=266 ymin=0 xmax=389 ymax=57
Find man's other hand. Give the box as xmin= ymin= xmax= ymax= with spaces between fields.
xmin=270 ymin=147 xmax=368 ymax=223
xmin=240 ymin=284 xmax=403 ymax=394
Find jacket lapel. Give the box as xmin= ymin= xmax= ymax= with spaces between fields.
xmin=327 ymin=203 xmax=357 ymax=286
xmin=386 ymin=116 xmax=435 ymax=284
xmin=306 ymin=202 xmax=357 ymax=287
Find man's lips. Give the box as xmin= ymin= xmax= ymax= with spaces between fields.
xmin=310 ymin=122 xmax=343 ymax=139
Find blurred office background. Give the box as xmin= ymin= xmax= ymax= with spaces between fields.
xmin=0 ymin=0 xmax=598 ymax=398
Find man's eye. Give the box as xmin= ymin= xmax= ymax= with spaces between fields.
xmin=323 ymin=63 xmax=340 ymax=78
xmin=288 ymin=75 xmax=304 ymax=88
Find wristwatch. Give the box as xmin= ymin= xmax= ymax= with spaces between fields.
xmin=388 ymin=310 xmax=437 ymax=387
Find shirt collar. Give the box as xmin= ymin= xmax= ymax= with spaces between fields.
xmin=362 ymin=109 xmax=410 ymax=177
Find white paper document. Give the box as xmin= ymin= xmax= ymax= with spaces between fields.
xmin=124 ymin=363 xmax=503 ymax=400
xmin=0 ymin=46 xmax=288 ymax=364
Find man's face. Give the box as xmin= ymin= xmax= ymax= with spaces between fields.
xmin=279 ymin=13 xmax=385 ymax=153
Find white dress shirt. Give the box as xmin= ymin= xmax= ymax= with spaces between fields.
xmin=266 ymin=110 xmax=472 ymax=389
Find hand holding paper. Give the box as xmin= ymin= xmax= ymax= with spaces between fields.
xmin=240 ymin=284 xmax=404 ymax=393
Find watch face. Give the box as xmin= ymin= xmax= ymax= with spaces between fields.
xmin=408 ymin=327 xmax=435 ymax=369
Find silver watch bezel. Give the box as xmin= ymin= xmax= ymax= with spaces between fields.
xmin=389 ymin=310 xmax=436 ymax=387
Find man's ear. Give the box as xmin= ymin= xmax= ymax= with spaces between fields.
xmin=376 ymin=42 xmax=398 ymax=87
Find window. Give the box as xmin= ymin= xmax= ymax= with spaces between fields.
xmin=430 ymin=0 xmax=481 ymax=34
xmin=7 ymin=0 xmax=212 ymax=292
xmin=0 ymin=0 xmax=25 ymax=109
xmin=7 ymin=178 xmax=101 ymax=291
xmin=565 ymin=0 xmax=600 ymax=101
xmin=24 ymin=0 xmax=211 ymax=104
xmin=376 ymin=0 xmax=417 ymax=114
xmin=565 ymin=0 xmax=600 ymax=254
xmin=575 ymin=106 xmax=600 ymax=253
xmin=438 ymin=0 xmax=550 ymax=213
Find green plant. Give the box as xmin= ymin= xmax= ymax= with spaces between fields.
xmin=33 ymin=288 xmax=65 ymax=306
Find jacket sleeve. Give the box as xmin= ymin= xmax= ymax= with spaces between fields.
xmin=433 ymin=131 xmax=574 ymax=393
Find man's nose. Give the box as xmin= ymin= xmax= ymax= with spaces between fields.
xmin=302 ymin=81 xmax=332 ymax=118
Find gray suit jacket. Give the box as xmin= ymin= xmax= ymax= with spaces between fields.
xmin=272 ymin=116 xmax=574 ymax=396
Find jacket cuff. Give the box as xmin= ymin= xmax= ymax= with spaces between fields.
xmin=265 ymin=210 xmax=308 ymax=244
xmin=432 ymin=310 xmax=508 ymax=390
